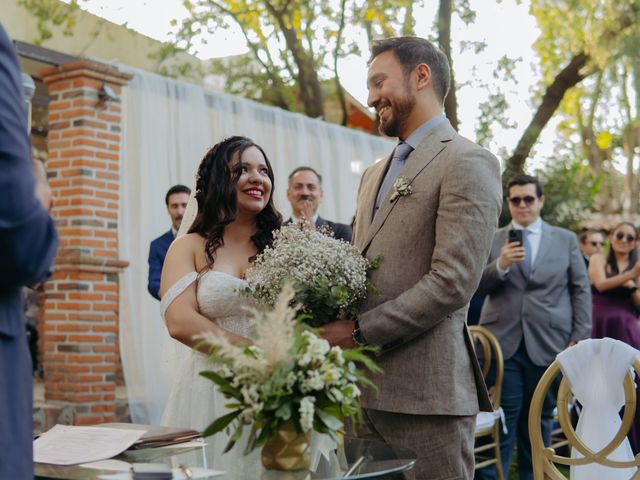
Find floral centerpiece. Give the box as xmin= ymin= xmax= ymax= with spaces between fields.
xmin=244 ymin=222 xmax=376 ymax=327
xmin=197 ymin=284 xmax=378 ymax=470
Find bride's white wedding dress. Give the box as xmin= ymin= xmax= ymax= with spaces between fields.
xmin=160 ymin=270 xmax=261 ymax=472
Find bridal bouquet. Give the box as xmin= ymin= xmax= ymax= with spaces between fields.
xmin=244 ymin=222 xmax=376 ymax=327
xmin=197 ymin=284 xmax=378 ymax=458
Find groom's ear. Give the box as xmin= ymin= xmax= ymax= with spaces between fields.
xmin=415 ymin=63 xmax=431 ymax=91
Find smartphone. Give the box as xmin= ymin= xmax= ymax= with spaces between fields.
xmin=508 ymin=229 xmax=523 ymax=246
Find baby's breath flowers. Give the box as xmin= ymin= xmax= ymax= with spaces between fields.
xmin=197 ymin=284 xmax=378 ymax=453
xmin=390 ymin=175 xmax=413 ymax=202
xmin=244 ymin=222 xmax=374 ymax=327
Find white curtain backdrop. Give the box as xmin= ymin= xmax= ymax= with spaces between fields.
xmin=118 ymin=67 xmax=394 ymax=425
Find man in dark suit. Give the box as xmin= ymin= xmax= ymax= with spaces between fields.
xmin=147 ymin=184 xmax=190 ymax=300
xmin=286 ymin=166 xmax=352 ymax=242
xmin=476 ymin=174 xmax=592 ymax=480
xmin=0 ymin=23 xmax=58 ymax=479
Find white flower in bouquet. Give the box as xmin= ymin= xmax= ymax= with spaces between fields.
xmin=299 ymin=396 xmax=316 ymax=432
xmin=196 ymin=282 xmax=379 ymax=453
xmin=244 ymin=222 xmax=375 ymax=327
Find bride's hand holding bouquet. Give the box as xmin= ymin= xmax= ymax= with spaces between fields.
xmin=243 ymin=221 xmax=378 ymax=328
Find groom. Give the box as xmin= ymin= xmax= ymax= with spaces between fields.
xmin=321 ymin=36 xmax=502 ymax=479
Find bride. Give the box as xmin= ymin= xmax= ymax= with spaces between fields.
xmin=159 ymin=136 xmax=281 ymax=463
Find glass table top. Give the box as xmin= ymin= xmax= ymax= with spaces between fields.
xmin=35 ymin=436 xmax=416 ymax=480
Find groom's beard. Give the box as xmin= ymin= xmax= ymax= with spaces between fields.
xmin=378 ymin=82 xmax=416 ymax=138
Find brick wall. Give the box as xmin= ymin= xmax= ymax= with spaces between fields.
xmin=39 ymin=61 xmax=131 ymax=425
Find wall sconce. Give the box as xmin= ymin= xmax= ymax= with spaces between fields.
xmin=97 ymin=83 xmax=119 ymax=106
xmin=21 ymin=72 xmax=35 ymax=131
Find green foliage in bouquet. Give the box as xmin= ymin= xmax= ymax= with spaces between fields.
xmin=244 ymin=222 xmax=376 ymax=327
xmin=196 ymin=284 xmax=379 ymax=454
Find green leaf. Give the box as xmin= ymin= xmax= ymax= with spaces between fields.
xmin=199 ymin=371 xmax=242 ymax=401
xmin=202 ymin=409 xmax=242 ymax=438
xmin=275 ymin=401 xmax=292 ymax=420
xmin=316 ymin=408 xmax=343 ymax=431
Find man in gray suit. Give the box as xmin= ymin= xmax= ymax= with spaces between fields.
xmin=321 ymin=36 xmax=502 ymax=479
xmin=477 ymin=174 xmax=592 ymax=480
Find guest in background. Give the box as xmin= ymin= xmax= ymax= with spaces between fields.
xmin=147 ymin=184 xmax=191 ymax=300
xmin=286 ymin=166 xmax=352 ymax=242
xmin=578 ymin=229 xmax=605 ymax=267
xmin=0 ymin=22 xmax=59 ymax=479
xmin=588 ymin=221 xmax=640 ymax=452
xmin=477 ymin=174 xmax=591 ymax=480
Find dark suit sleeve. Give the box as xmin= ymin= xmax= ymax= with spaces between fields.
xmin=567 ymin=233 xmax=592 ymax=341
xmin=333 ymin=223 xmax=352 ymax=243
xmin=147 ymin=239 xmax=162 ymax=300
xmin=0 ymin=24 xmax=58 ymax=293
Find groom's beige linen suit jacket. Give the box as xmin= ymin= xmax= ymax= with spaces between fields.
xmin=354 ymin=118 xmax=500 ymax=415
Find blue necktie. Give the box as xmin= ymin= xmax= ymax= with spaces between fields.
xmin=373 ymin=142 xmax=414 ymax=217
xmin=522 ymin=229 xmax=532 ymax=277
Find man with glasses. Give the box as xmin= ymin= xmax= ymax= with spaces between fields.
xmin=578 ymin=229 xmax=605 ymax=266
xmin=476 ymin=174 xmax=591 ymax=480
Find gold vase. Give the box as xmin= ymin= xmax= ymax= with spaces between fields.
xmin=261 ymin=420 xmax=311 ymax=471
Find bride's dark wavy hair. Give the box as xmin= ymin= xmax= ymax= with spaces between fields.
xmin=188 ymin=136 xmax=282 ymax=270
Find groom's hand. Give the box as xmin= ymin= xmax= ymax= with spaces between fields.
xmin=320 ymin=319 xmax=356 ymax=349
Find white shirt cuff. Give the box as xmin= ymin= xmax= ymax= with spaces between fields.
xmin=496 ymin=261 xmax=509 ymax=279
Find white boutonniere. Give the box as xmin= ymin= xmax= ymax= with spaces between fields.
xmin=390 ymin=175 xmax=413 ymax=202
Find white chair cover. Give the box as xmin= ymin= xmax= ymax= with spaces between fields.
xmin=556 ymin=337 xmax=640 ymax=480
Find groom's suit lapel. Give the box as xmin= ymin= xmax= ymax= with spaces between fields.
xmin=357 ymin=120 xmax=455 ymax=254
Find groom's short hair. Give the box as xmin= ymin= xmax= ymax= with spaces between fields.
xmin=165 ymin=184 xmax=191 ymax=205
xmin=369 ymin=36 xmax=451 ymax=105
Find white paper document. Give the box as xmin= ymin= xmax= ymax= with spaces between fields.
xmin=34 ymin=424 xmax=146 ymax=465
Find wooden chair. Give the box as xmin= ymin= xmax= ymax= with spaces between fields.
xmin=470 ymin=325 xmax=505 ymax=480
xmin=529 ymin=356 xmax=640 ymax=479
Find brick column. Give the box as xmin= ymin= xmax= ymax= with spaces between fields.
xmin=39 ymin=61 xmax=131 ymax=425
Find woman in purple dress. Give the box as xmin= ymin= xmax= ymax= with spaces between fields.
xmin=589 ymin=221 xmax=640 ymax=452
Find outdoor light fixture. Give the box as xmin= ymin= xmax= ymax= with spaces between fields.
xmin=98 ymin=83 xmax=119 ymax=105
xmin=21 ymin=72 xmax=35 ymax=131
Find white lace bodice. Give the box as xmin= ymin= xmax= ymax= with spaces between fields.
xmin=160 ymin=270 xmax=256 ymax=339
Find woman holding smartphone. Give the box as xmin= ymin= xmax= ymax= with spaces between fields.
xmin=588 ymin=221 xmax=640 ymax=452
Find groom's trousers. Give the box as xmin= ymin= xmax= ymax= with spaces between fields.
xmin=351 ymin=408 xmax=475 ymax=480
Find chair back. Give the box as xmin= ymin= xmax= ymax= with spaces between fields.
xmin=469 ymin=326 xmax=504 ymax=411
xmin=529 ymin=343 xmax=640 ymax=479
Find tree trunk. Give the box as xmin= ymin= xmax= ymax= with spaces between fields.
xmin=503 ymin=53 xmax=590 ymax=182
xmin=437 ymin=0 xmax=458 ymax=130
xmin=334 ymin=0 xmax=348 ymax=126
xmin=267 ymin=4 xmax=325 ymax=119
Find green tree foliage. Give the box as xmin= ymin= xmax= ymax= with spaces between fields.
xmin=518 ymin=0 xmax=640 ymax=215
xmin=170 ymin=0 xmax=417 ymax=119
xmin=535 ymin=155 xmax=601 ymax=231
xmin=503 ymin=0 xmax=640 ymax=191
xmin=17 ymin=0 xmax=84 ymax=45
